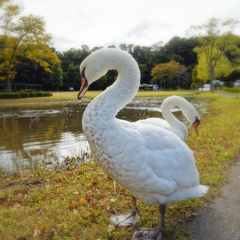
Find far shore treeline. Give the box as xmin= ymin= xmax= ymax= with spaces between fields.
xmin=1 ymin=0 xmax=240 ymax=93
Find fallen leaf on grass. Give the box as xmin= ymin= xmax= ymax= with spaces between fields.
xmin=36 ymin=208 xmax=42 ymax=214
xmin=74 ymin=233 xmax=79 ymax=240
xmin=108 ymin=224 xmax=115 ymax=230
xmin=173 ymin=209 xmax=179 ymax=216
xmin=14 ymin=203 xmax=21 ymax=208
xmin=38 ymin=226 xmax=45 ymax=233
xmin=70 ymin=201 xmax=78 ymax=208
xmin=185 ymin=212 xmax=191 ymax=218
xmin=92 ymin=180 xmax=100 ymax=185
xmin=92 ymin=223 xmax=98 ymax=230
xmin=80 ymin=198 xmax=87 ymax=206
xmin=73 ymin=209 xmax=79 ymax=214
xmin=91 ymin=212 xmax=96 ymax=219
xmin=33 ymin=229 xmax=41 ymax=238
xmin=184 ymin=211 xmax=196 ymax=221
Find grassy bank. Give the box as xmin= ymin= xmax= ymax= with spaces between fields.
xmin=0 ymin=93 xmax=240 ymax=239
xmin=0 ymin=90 xmax=196 ymax=109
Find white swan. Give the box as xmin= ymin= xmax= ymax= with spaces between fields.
xmin=137 ymin=96 xmax=200 ymax=142
xmin=77 ymin=48 xmax=208 ymax=240
xmin=118 ymin=96 xmax=201 ymax=226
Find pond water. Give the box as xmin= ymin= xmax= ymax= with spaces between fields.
xmin=0 ymin=97 xmax=208 ymax=173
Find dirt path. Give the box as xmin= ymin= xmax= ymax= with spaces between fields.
xmin=219 ymin=93 xmax=235 ymax=98
xmin=186 ymin=156 xmax=240 ymax=240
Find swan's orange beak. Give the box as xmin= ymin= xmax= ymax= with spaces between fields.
xmin=77 ymin=76 xmax=89 ymax=100
xmin=193 ymin=122 xmax=199 ymax=136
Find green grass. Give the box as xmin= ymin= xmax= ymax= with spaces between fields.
xmin=136 ymin=90 xmax=196 ymax=97
xmin=194 ymin=92 xmax=222 ymax=100
xmin=0 ymin=90 xmax=196 ymax=109
xmin=1 ymin=93 xmax=240 ymax=239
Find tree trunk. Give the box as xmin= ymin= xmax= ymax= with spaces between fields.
xmin=6 ymin=79 xmax=11 ymax=93
xmin=210 ymin=68 xmax=214 ymax=93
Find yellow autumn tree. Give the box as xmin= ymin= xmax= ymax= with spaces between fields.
xmin=0 ymin=1 xmax=60 ymax=92
xmin=151 ymin=60 xmax=186 ymax=88
xmin=188 ymin=18 xmax=240 ymax=92
xmin=195 ymin=47 xmax=233 ymax=81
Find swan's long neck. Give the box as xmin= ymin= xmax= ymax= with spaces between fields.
xmin=83 ymin=52 xmax=140 ymax=128
xmin=161 ymin=96 xmax=188 ymax=141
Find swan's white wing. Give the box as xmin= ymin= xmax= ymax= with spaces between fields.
xmin=135 ymin=122 xmax=199 ymax=188
xmin=103 ymin=119 xmax=199 ymax=193
xmin=136 ymin=118 xmax=171 ymax=131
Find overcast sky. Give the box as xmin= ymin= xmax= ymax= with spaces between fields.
xmin=20 ymin=0 xmax=240 ymax=52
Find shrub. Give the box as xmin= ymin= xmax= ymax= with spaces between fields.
xmin=19 ymin=92 xmax=29 ymax=98
xmin=0 ymin=93 xmax=20 ymax=99
xmin=224 ymin=81 xmax=234 ymax=88
xmin=223 ymin=86 xmax=240 ymax=93
xmin=29 ymin=92 xmax=36 ymax=97
xmin=36 ymin=92 xmax=45 ymax=97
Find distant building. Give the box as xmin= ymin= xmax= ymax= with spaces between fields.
xmin=139 ymin=84 xmax=159 ymax=91
xmin=199 ymin=80 xmax=223 ymax=91
xmin=234 ymin=80 xmax=240 ymax=87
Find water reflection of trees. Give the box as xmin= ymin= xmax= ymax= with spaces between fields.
xmin=0 ymin=102 xmax=87 ymax=171
xmin=0 ymin=99 xmax=190 ymax=172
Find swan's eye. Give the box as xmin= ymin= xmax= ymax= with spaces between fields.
xmin=194 ymin=116 xmax=200 ymax=125
xmin=80 ymin=67 xmax=86 ymax=79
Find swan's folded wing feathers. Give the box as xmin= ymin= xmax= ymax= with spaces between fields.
xmin=137 ymin=124 xmax=200 ymax=188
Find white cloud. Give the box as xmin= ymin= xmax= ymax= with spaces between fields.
xmin=20 ymin=0 xmax=240 ymax=52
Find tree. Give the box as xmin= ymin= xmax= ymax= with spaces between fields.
xmin=191 ymin=82 xmax=197 ymax=90
xmin=188 ymin=18 xmax=240 ymax=92
xmin=192 ymin=65 xmax=204 ymax=89
xmin=213 ymin=82 xmax=221 ymax=90
xmin=0 ymin=0 xmax=60 ymax=92
xmin=50 ymin=63 xmax=63 ymax=91
xmin=150 ymin=60 xmax=187 ymax=88
xmin=96 ymin=75 xmax=107 ymax=89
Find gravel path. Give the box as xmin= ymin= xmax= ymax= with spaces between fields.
xmin=219 ymin=93 xmax=235 ymax=98
xmin=186 ymin=156 xmax=240 ymax=240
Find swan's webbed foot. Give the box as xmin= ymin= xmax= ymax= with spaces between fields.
xmin=110 ymin=211 xmax=140 ymax=227
xmin=110 ymin=196 xmax=140 ymax=227
xmin=133 ymin=204 xmax=166 ymax=240
xmin=133 ymin=227 xmax=162 ymax=240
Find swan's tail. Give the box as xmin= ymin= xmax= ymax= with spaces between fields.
xmin=166 ymin=185 xmax=209 ymax=203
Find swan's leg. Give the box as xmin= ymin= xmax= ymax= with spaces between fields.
xmin=110 ymin=196 xmax=140 ymax=227
xmin=133 ymin=203 xmax=166 ymax=240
